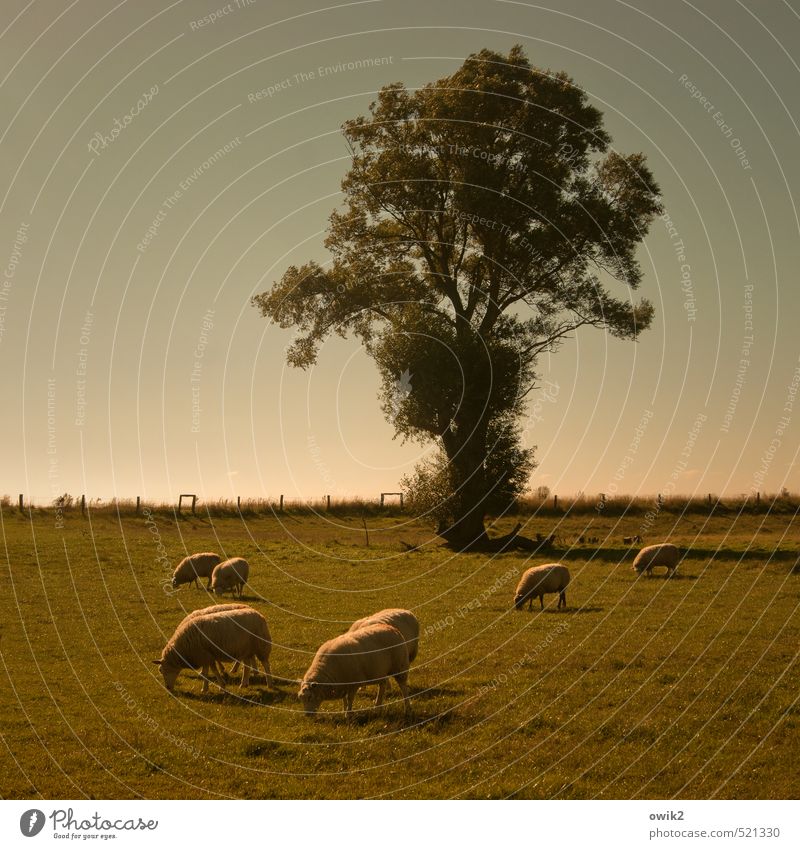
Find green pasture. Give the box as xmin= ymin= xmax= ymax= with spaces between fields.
xmin=0 ymin=507 xmax=797 ymax=799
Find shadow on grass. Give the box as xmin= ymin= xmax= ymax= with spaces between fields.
xmin=553 ymin=547 xmax=798 ymax=564
xmin=631 ymin=572 xmax=699 ymax=582
xmin=406 ymin=706 xmax=460 ymax=731
xmin=181 ymin=677 xmax=291 ymax=706
xmin=295 ymin=701 xmax=418 ymax=729
xmin=411 ymin=684 xmax=462 ymax=700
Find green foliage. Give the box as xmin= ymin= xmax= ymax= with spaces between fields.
xmin=400 ymin=450 xmax=455 ymax=527
xmin=402 ymin=416 xmax=536 ymax=528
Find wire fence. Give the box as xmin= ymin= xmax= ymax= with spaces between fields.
xmin=3 ymin=490 xmax=799 ymax=518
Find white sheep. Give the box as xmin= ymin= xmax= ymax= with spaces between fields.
xmin=514 ymin=563 xmax=571 ymax=611
xmin=633 ymin=543 xmax=680 ymax=577
xmin=171 ymin=552 xmax=221 ymax=590
xmin=298 ymin=623 xmax=411 ymax=718
xmin=184 ymin=602 xmax=271 ymax=684
xmin=348 ymin=608 xmax=419 ymax=664
xmin=154 ymin=604 xmax=272 ymax=693
xmin=183 ymin=603 xmax=249 ymax=682
xmin=211 ymin=557 xmax=249 ymax=597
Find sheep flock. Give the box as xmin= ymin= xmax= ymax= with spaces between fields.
xmin=157 ymin=541 xmax=682 ymax=720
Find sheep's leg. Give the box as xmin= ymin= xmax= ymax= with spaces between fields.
xmin=540 ymin=594 xmax=545 ymax=610
xmin=527 ymin=596 xmax=532 ymax=612
xmin=343 ymin=689 xmax=356 ymax=719
xmin=260 ymin=655 xmax=273 ymax=688
xmin=559 ymin=590 xmax=566 ymax=609
xmin=248 ymin=656 xmax=261 ymax=683
xmin=200 ymin=665 xmax=210 ymax=694
xmin=393 ymin=673 xmax=411 ymax=717
xmin=375 ymin=679 xmax=387 ymax=707
xmin=240 ymin=658 xmax=251 ymax=688
xmin=230 ymin=661 xmax=241 ymax=676
xmin=214 ymin=660 xmax=227 ymax=683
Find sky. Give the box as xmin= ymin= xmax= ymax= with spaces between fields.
xmin=1 ymin=0 xmax=799 ymax=504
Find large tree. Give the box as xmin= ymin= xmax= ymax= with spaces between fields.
xmin=253 ymin=45 xmax=662 ymax=548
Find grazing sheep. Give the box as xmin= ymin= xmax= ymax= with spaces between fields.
xmin=514 ymin=563 xmax=571 ymax=611
xmin=171 ymin=552 xmax=221 ymax=590
xmin=211 ymin=557 xmax=249 ymax=597
xmin=184 ymin=603 xmax=249 ymax=681
xmin=154 ymin=605 xmax=272 ymax=693
xmin=298 ymin=623 xmax=410 ymax=718
xmin=633 ymin=543 xmax=680 ymax=577
xmin=348 ymin=608 xmax=419 ymax=664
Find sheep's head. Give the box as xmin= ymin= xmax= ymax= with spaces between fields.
xmin=514 ymin=592 xmax=526 ymax=610
xmin=153 ymin=659 xmax=180 ymax=691
xmin=298 ymin=681 xmax=324 ymax=715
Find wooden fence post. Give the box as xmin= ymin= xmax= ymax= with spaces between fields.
xmin=756 ymin=491 xmax=760 ymax=505
xmin=400 ymin=492 xmax=404 ymax=509
xmin=553 ymin=494 xmax=558 ymax=510
xmin=326 ymin=495 xmax=331 ymax=511
xmin=81 ymin=494 xmax=86 ymax=516
xmin=136 ymin=496 xmax=141 ymax=514
xmin=279 ymin=494 xmax=284 ymax=512
xmin=178 ymin=493 xmax=197 ymax=514
xmin=237 ymin=496 xmax=241 ymax=511
xmin=380 ymin=493 xmax=385 ymax=507
xmin=19 ymin=493 xmax=24 ymax=512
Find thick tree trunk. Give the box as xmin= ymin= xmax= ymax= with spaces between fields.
xmin=434 ymin=351 xmax=539 ymax=551
xmin=437 ymin=509 xmax=489 ymax=549
xmin=436 ymin=420 xmax=543 ymax=552
xmin=436 ymin=416 xmax=491 ymax=549
xmin=437 ymin=416 xmax=531 ymax=551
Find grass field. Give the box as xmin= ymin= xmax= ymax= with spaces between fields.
xmin=1 ymin=505 xmax=798 ymax=799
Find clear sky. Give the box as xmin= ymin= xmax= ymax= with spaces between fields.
xmin=1 ymin=0 xmax=798 ymax=504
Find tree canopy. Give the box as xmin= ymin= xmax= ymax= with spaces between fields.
xmin=253 ymin=45 xmax=662 ymax=548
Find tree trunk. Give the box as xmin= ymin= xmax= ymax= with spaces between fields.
xmin=436 ymin=413 xmax=541 ymax=553
xmin=437 ymin=418 xmax=491 ymax=549
xmin=437 ymin=504 xmax=489 ymax=549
